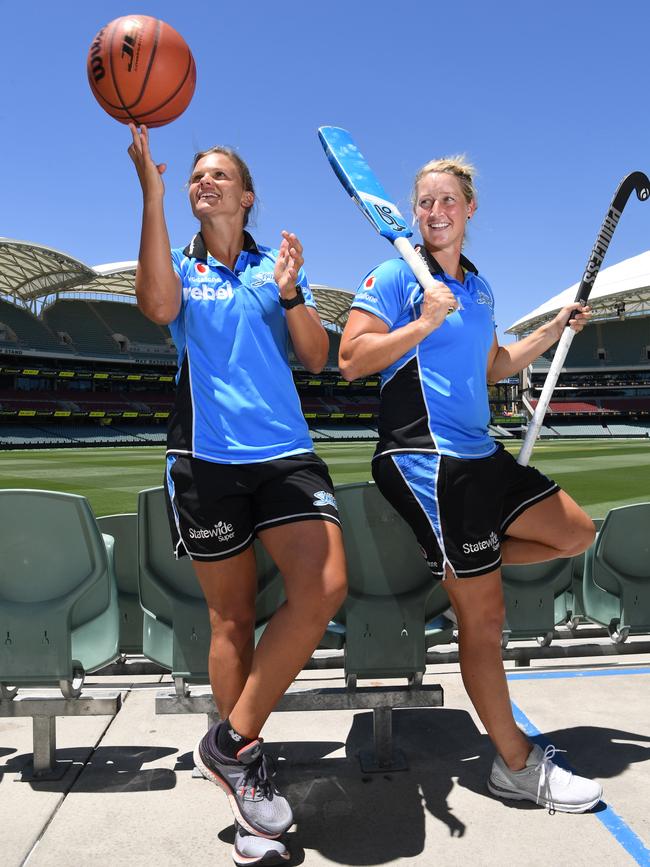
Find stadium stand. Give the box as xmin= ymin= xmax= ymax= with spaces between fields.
xmin=1 ymin=238 xmax=650 ymax=446
xmin=309 ymin=424 xmax=378 ymax=441
xmin=0 ymin=298 xmax=70 ymax=353
xmin=509 ymin=252 xmax=650 ymax=437
xmin=89 ymin=299 xmax=172 ymax=350
xmin=43 ymin=299 xmax=125 ymax=357
xmin=488 ymin=424 xmax=515 ymax=437
xmin=551 ymin=423 xmax=612 ymax=437
xmin=606 ymin=422 xmax=650 ymax=436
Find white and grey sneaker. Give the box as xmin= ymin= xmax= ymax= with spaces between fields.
xmin=488 ymin=743 xmax=602 ymax=813
xmin=232 ymin=822 xmax=290 ymax=866
xmin=194 ymin=725 xmax=293 ymax=838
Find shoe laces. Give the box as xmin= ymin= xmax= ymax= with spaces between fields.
xmin=534 ymin=744 xmax=570 ymax=814
xmin=241 ymin=751 xmax=277 ymax=800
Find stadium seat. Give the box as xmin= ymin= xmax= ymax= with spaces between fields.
xmin=0 ymin=489 xmax=120 ymax=695
xmin=582 ymin=503 xmax=650 ymax=642
xmin=332 ymin=482 xmax=449 ymax=683
xmin=137 ymin=487 xmax=287 ymax=693
xmin=97 ymin=513 xmax=143 ymax=655
xmin=0 ymin=489 xmax=121 ymax=778
xmin=565 ymin=518 xmax=604 ymax=626
xmin=500 ymin=558 xmax=575 ymax=645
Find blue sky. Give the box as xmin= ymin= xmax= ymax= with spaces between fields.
xmin=2 ymin=0 xmax=650 ymax=333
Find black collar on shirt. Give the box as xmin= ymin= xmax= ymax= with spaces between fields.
xmin=414 ymin=244 xmax=478 ymax=278
xmin=182 ymin=229 xmax=259 ymax=260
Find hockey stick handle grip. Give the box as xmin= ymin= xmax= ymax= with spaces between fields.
xmin=517 ymin=326 xmax=577 ymax=466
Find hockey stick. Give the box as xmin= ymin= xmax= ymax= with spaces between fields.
xmin=517 ymin=171 xmax=650 ymax=466
xmin=318 ymin=125 xmax=449 ymax=302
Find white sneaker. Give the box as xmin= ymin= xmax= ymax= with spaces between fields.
xmin=232 ymin=821 xmax=290 ymax=865
xmin=488 ymin=743 xmax=602 ymax=813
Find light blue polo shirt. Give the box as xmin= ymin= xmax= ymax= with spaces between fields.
xmin=351 ymin=251 xmax=498 ymax=459
xmin=167 ymin=231 xmax=315 ymax=463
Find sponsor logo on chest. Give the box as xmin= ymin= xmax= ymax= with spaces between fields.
xmin=183 ymin=280 xmax=234 ymax=302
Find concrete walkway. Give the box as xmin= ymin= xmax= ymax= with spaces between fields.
xmin=1 ymin=642 xmax=649 ymax=867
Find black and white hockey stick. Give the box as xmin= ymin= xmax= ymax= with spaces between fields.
xmin=517 ymin=171 xmax=650 ymax=465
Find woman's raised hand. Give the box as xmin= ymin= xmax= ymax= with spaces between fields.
xmin=275 ymin=231 xmax=304 ymax=299
xmin=127 ymin=123 xmax=167 ymax=200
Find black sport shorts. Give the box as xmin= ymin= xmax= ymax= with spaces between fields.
xmin=164 ymin=452 xmax=340 ymax=561
xmin=372 ymin=443 xmax=559 ymax=578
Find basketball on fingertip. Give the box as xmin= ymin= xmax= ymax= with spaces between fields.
xmin=87 ymin=15 xmax=196 ymax=128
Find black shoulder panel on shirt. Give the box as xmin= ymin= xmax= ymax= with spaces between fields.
xmin=377 ymin=356 xmax=436 ymax=455
xmin=166 ymin=354 xmax=193 ymax=453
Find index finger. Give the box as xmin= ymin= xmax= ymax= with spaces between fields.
xmin=283 ymin=231 xmax=303 ymax=255
xmin=128 ymin=122 xmax=142 ymax=151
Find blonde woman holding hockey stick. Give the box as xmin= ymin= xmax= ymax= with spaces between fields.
xmin=339 ymin=155 xmax=602 ymax=814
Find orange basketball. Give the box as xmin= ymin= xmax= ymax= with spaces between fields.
xmin=87 ymin=15 xmax=196 ymax=128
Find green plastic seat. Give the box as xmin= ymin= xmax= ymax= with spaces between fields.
xmin=0 ymin=489 xmax=120 ymax=697
xmin=566 ymin=518 xmax=604 ymax=625
xmin=97 ymin=514 xmax=143 ymax=655
xmin=332 ymin=482 xmax=449 ymax=682
xmin=137 ymin=487 xmax=287 ymax=686
xmin=582 ymin=503 xmax=650 ymax=642
xmin=500 ymin=557 xmax=575 ymax=645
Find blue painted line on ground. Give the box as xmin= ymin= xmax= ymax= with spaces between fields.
xmin=507 ymin=667 xmax=650 ymax=681
xmin=511 ymin=701 xmax=650 ymax=866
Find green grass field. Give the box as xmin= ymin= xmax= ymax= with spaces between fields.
xmin=0 ymin=439 xmax=648 ymax=518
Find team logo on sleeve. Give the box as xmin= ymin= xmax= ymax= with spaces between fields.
xmin=250 ymin=272 xmax=276 ymax=287
xmin=313 ymin=490 xmax=338 ymax=509
xmin=475 ymin=288 xmax=493 ymax=307
xmin=364 ymin=276 xmax=376 ymax=290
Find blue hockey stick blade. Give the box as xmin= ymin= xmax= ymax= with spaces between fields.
xmin=318 ymin=126 xmax=412 ymax=242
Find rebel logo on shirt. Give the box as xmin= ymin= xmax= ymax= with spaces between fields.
xmin=195 ymin=263 xmax=209 ymax=275
xmin=183 ymin=283 xmax=234 ymax=301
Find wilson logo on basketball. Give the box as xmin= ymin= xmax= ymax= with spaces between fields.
xmin=88 ymin=29 xmax=106 ymax=83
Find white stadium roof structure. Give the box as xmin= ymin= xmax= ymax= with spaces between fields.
xmin=0 ymin=238 xmax=355 ymax=330
xmin=507 ymin=250 xmax=650 ymax=336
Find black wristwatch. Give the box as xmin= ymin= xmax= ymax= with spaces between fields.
xmin=279 ymin=286 xmax=305 ymax=309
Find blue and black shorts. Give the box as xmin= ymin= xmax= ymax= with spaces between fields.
xmin=165 ymin=452 xmax=340 ymax=561
xmin=371 ymin=443 xmax=559 ymax=579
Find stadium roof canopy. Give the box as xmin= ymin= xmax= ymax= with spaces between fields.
xmin=507 ymin=250 xmax=650 ymax=336
xmin=0 ymin=238 xmax=355 ymax=328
